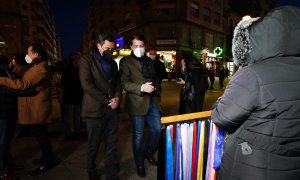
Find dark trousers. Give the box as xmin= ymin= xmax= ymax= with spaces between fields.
xmin=181 ymin=91 xmax=206 ymax=114
xmin=194 ymin=91 xmax=206 ymax=112
xmin=209 ymin=77 xmax=215 ymax=89
xmin=85 ymin=108 xmax=118 ymax=178
xmin=30 ymin=124 xmax=54 ymax=166
xmin=63 ymin=103 xmax=82 ymax=137
xmin=0 ymin=119 xmax=15 ymax=174
xmin=219 ymin=77 xmax=224 ymax=89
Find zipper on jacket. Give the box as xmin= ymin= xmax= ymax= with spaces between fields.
xmin=108 ymin=79 xmax=111 ymax=99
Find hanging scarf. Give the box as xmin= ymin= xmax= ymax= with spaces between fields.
xmin=192 ymin=121 xmax=198 ymax=180
xmin=175 ymin=124 xmax=182 ymax=180
xmin=197 ymin=121 xmax=205 ymax=180
xmin=213 ymin=127 xmax=225 ymax=169
xmin=92 ymin=48 xmax=112 ymax=80
xmin=188 ymin=122 xmax=193 ymax=180
xmin=181 ymin=123 xmax=188 ymax=180
xmin=205 ymin=121 xmax=218 ymax=180
xmin=166 ymin=125 xmax=173 ymax=180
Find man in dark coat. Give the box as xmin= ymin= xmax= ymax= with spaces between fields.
xmin=119 ymin=34 xmax=161 ymax=177
xmin=0 ymin=57 xmax=36 ymax=179
xmin=61 ymin=52 xmax=83 ymax=140
xmin=212 ymin=6 xmax=300 ymax=180
xmin=148 ymin=48 xmax=167 ymax=93
xmin=79 ymin=34 xmax=121 ymax=180
xmin=176 ymin=57 xmax=208 ymax=113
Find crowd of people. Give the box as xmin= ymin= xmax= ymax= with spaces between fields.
xmin=0 ymin=5 xmax=299 ymax=180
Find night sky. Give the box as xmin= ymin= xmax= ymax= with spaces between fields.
xmin=276 ymin=0 xmax=300 ymax=7
xmin=48 ymin=0 xmax=89 ymax=58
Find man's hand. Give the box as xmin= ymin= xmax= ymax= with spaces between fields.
xmin=35 ymin=86 xmax=45 ymax=92
xmin=142 ymin=82 xmax=155 ymax=93
xmin=176 ymin=78 xmax=185 ymax=85
xmin=108 ymin=97 xmax=119 ymax=109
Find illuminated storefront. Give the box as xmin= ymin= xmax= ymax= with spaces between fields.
xmin=113 ymin=48 xmax=131 ymax=69
xmin=156 ymin=50 xmax=176 ymax=73
xmin=203 ymin=50 xmax=220 ymax=72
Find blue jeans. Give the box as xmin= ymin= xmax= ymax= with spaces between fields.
xmin=129 ymin=100 xmax=161 ymax=166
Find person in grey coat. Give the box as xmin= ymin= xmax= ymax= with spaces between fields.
xmin=211 ymin=6 xmax=300 ymax=180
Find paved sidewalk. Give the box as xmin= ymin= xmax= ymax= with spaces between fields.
xmin=11 ymin=79 xmax=229 ymax=180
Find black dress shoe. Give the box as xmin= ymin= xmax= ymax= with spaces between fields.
xmin=144 ymin=153 xmax=158 ymax=166
xmin=31 ymin=164 xmax=52 ymax=176
xmin=136 ymin=165 xmax=146 ymax=177
xmin=88 ymin=170 xmax=100 ymax=180
xmin=32 ymin=158 xmax=43 ymax=165
xmin=0 ymin=173 xmax=19 ymax=180
xmin=106 ymin=175 xmax=120 ymax=180
xmin=12 ymin=164 xmax=25 ymax=171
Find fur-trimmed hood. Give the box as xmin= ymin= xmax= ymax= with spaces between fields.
xmin=232 ymin=6 xmax=300 ymax=66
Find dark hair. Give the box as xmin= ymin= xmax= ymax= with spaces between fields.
xmin=148 ymin=45 xmax=156 ymax=51
xmin=0 ymin=53 xmax=9 ymax=65
xmin=97 ymin=34 xmax=115 ymax=45
xmin=68 ymin=51 xmax=82 ymax=64
xmin=30 ymin=43 xmax=47 ymax=60
xmin=130 ymin=33 xmax=146 ymax=46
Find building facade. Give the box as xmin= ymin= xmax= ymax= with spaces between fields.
xmin=0 ymin=0 xmax=62 ymax=61
xmin=82 ymin=0 xmax=274 ymax=74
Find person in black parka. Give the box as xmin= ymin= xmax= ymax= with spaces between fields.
xmin=212 ymin=6 xmax=300 ymax=180
xmin=0 ymin=55 xmax=36 ymax=179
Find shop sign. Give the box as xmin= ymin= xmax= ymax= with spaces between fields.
xmin=156 ymin=39 xmax=176 ymax=45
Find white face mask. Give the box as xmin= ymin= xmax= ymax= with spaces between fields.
xmin=149 ymin=55 xmax=156 ymax=60
xmin=133 ymin=47 xmax=145 ymax=58
xmin=25 ymin=54 xmax=32 ymax=64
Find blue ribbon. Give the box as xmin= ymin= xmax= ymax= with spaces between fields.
xmin=166 ymin=125 xmax=173 ymax=180
xmin=213 ymin=128 xmax=225 ymax=169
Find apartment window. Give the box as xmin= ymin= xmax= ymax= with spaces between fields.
xmin=124 ymin=11 xmax=130 ymax=24
xmin=36 ymin=15 xmax=43 ymax=21
xmin=123 ymin=0 xmax=130 ymax=4
xmin=22 ymin=4 xmax=27 ymax=10
xmin=203 ymin=7 xmax=211 ymax=22
xmin=215 ymin=0 xmax=221 ymax=5
xmin=157 ymin=27 xmax=176 ymax=39
xmin=158 ymin=0 xmax=175 ymax=2
xmin=22 ymin=17 xmax=29 ymax=35
xmin=214 ymin=12 xmax=221 ymax=25
xmin=137 ymin=0 xmax=150 ymax=6
xmin=205 ymin=33 xmax=214 ymax=49
xmin=32 ymin=31 xmax=37 ymax=41
xmin=156 ymin=8 xmax=176 ymax=16
xmin=191 ymin=2 xmax=200 ymax=17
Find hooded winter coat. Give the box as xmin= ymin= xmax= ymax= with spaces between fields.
xmin=211 ymin=6 xmax=300 ymax=180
